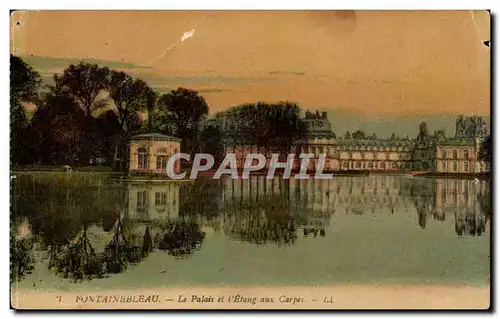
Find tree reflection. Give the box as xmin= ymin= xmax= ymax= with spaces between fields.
xmin=54 ymin=226 xmax=105 ymax=282
xmin=10 ymin=218 xmax=35 ymax=283
xmin=223 ymin=195 xmax=300 ymax=246
xmin=155 ymin=218 xmax=205 ymax=258
xmin=103 ymin=216 xmax=144 ymax=274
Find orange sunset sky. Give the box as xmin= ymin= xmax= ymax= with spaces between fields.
xmin=10 ymin=10 xmax=491 ymax=135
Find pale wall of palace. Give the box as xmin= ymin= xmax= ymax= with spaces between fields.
xmin=226 ymin=137 xmax=488 ymax=173
xmin=435 ymin=144 xmax=489 ymax=173
xmin=129 ymin=139 xmax=181 ymax=173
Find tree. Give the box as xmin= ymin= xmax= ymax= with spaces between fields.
xmin=199 ymin=119 xmax=224 ymax=163
xmin=218 ymin=101 xmax=306 ymax=156
xmin=106 ymin=70 xmax=151 ymax=169
xmin=10 ymin=55 xmax=41 ymax=105
xmin=30 ymin=80 xmax=91 ymax=165
xmin=57 ymin=62 xmax=110 ymax=117
xmin=156 ymin=87 xmax=209 ymax=155
xmin=390 ymin=133 xmax=396 ymax=140
xmin=479 ymin=135 xmax=492 ymax=166
xmin=144 ymin=87 xmax=158 ymax=133
xmin=352 ymin=130 xmax=366 ymax=139
xmin=10 ymin=55 xmax=42 ymax=165
xmin=344 ymin=131 xmax=352 ymax=139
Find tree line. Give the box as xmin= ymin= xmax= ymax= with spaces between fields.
xmin=10 ymin=55 xmax=307 ymax=170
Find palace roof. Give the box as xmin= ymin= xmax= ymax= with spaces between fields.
xmin=437 ymin=138 xmax=476 ymax=147
xmin=130 ymin=133 xmax=182 ymax=142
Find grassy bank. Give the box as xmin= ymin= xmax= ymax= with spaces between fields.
xmin=11 ymin=165 xmax=112 ymax=173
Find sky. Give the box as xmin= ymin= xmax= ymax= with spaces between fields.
xmin=10 ymin=10 xmax=491 ymax=137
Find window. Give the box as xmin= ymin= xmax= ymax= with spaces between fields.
xmin=356 ymin=162 xmax=361 ymax=168
xmin=442 ymin=161 xmax=447 ymax=171
xmin=137 ymin=190 xmax=147 ymax=208
xmin=464 ymin=162 xmax=469 ymax=172
xmin=155 ymin=192 xmax=167 ymax=205
xmin=367 ymin=162 xmax=373 ymax=169
xmin=380 ymin=162 xmax=386 ymax=170
xmin=453 ymin=161 xmax=458 ymax=172
xmin=464 ymin=150 xmax=469 ymax=160
xmin=421 ymin=151 xmax=426 ymax=158
xmin=442 ymin=150 xmax=447 ymax=159
xmin=342 ymin=162 xmax=349 ymax=169
xmin=392 ymin=162 xmax=398 ymax=169
xmin=453 ymin=150 xmax=458 ymax=160
xmin=156 ymin=155 xmax=168 ymax=170
xmin=138 ymin=147 xmax=149 ymax=169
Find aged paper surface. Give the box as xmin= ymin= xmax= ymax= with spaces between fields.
xmin=10 ymin=10 xmax=491 ymax=310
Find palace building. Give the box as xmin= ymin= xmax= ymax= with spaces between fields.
xmin=128 ymin=133 xmax=182 ymax=174
xmin=296 ymin=113 xmax=490 ymax=173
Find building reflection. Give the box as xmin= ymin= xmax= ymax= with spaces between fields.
xmin=122 ymin=176 xmax=491 ymax=245
xmin=125 ymin=182 xmax=205 ymax=258
xmin=219 ymin=175 xmax=491 ymax=238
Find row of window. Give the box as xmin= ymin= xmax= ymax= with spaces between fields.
xmin=137 ymin=191 xmax=172 ymax=207
xmin=138 ymin=154 xmax=170 ymax=169
xmin=341 ymin=161 xmax=412 ymax=170
xmin=441 ymin=161 xmax=470 ymax=172
xmin=441 ymin=149 xmax=470 ymax=160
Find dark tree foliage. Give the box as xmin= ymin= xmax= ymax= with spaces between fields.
xmin=107 ymin=70 xmax=151 ymax=169
xmin=56 ymin=62 xmax=110 ymax=116
xmin=218 ymin=101 xmax=306 ymax=155
xmin=352 ymin=130 xmax=366 ymax=140
xmin=10 ymin=55 xmax=42 ymax=165
xmin=198 ymin=120 xmax=225 ymax=164
xmin=479 ymin=135 xmax=492 ymax=165
xmin=156 ymin=87 xmax=209 ymax=155
xmin=30 ymin=82 xmax=91 ymax=165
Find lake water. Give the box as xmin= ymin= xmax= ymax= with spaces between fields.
xmin=10 ymin=173 xmax=491 ymax=292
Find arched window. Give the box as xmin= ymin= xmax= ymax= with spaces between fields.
xmin=464 ymin=162 xmax=469 ymax=172
xmin=356 ymin=162 xmax=362 ymax=168
xmin=453 ymin=161 xmax=458 ymax=172
xmin=453 ymin=150 xmax=458 ymax=159
xmin=442 ymin=150 xmax=447 ymax=159
xmin=138 ymin=147 xmax=149 ymax=170
xmin=464 ymin=150 xmax=469 ymax=159
xmin=156 ymin=148 xmax=168 ymax=170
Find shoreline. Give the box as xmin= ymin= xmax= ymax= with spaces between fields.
xmin=11 ymin=284 xmax=490 ymax=310
xmin=12 ymin=167 xmax=490 ymax=176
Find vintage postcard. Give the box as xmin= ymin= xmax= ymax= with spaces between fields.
xmin=10 ymin=10 xmax=491 ymax=310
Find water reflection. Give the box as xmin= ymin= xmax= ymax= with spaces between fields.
xmin=10 ymin=174 xmax=491 ymax=284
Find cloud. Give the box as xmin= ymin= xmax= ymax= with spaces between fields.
xmin=197 ymin=88 xmax=233 ymax=93
xmin=141 ymin=74 xmax=273 ymax=86
xmin=20 ymin=55 xmax=153 ymax=70
xmin=268 ymin=71 xmax=306 ymax=76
